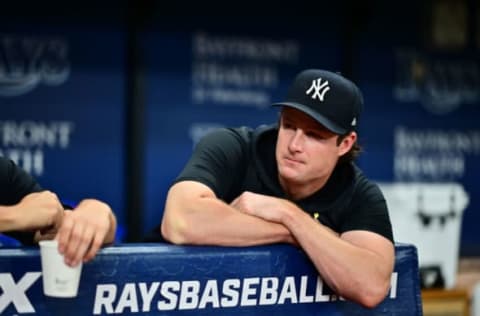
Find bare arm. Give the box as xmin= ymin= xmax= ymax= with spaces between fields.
xmin=232 ymin=191 xmax=394 ymax=308
xmin=0 ymin=191 xmax=64 ymax=233
xmin=285 ymin=209 xmax=394 ymax=308
xmin=161 ymin=181 xmax=296 ymax=246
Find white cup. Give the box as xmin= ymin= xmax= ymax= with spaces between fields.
xmin=39 ymin=240 xmax=82 ymax=298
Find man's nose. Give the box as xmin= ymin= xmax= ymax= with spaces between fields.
xmin=289 ymin=129 xmax=304 ymax=152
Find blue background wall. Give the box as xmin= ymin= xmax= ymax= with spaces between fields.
xmin=353 ymin=2 xmax=480 ymax=255
xmin=1 ymin=2 xmax=479 ymax=256
xmin=0 ymin=19 xmax=127 ymax=241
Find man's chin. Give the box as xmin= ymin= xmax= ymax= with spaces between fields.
xmin=278 ymin=168 xmax=302 ymax=182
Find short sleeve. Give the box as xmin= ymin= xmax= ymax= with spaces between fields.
xmin=0 ymin=157 xmax=42 ymax=205
xmin=174 ymin=128 xmax=249 ymax=200
xmin=340 ymin=181 xmax=394 ymax=243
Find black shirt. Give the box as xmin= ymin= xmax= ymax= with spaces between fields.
xmin=175 ymin=125 xmax=394 ymax=243
xmin=0 ymin=157 xmax=43 ymax=244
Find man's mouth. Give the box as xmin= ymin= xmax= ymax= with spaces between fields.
xmin=284 ymin=156 xmax=303 ymax=165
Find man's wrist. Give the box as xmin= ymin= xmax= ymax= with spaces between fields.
xmin=278 ymin=199 xmax=300 ymax=225
xmin=0 ymin=205 xmax=21 ymax=231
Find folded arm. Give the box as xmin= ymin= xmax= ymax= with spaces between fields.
xmin=161 ymin=181 xmax=296 ymax=246
xmin=231 ymin=191 xmax=395 ymax=308
xmin=162 ymin=182 xmax=394 ymax=307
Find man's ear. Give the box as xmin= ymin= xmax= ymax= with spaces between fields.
xmin=338 ymin=132 xmax=357 ymax=156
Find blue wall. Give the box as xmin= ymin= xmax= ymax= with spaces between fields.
xmin=0 ymin=22 xmax=127 ymax=241
xmin=1 ymin=3 xmax=479 ymax=255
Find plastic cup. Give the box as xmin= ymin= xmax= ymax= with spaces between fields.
xmin=39 ymin=240 xmax=82 ymax=298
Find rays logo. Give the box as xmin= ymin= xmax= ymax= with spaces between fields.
xmin=306 ymin=78 xmax=330 ymax=101
xmin=0 ymin=35 xmax=70 ymax=96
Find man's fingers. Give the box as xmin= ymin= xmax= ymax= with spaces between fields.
xmin=57 ymin=213 xmax=74 ymax=254
xmin=63 ymin=221 xmax=85 ymax=266
xmin=70 ymin=226 xmax=95 ymax=267
xmin=56 ymin=212 xmax=84 ymax=266
xmin=84 ymin=232 xmax=104 ymax=262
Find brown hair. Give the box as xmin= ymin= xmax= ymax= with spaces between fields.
xmin=336 ymin=133 xmax=362 ymax=164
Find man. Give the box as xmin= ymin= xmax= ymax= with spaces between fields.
xmin=0 ymin=157 xmax=117 ymax=267
xmin=161 ymin=69 xmax=394 ymax=308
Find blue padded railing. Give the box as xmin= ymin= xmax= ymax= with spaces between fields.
xmin=0 ymin=243 xmax=422 ymax=315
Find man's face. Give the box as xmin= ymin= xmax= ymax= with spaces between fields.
xmin=275 ymin=107 xmax=353 ymax=190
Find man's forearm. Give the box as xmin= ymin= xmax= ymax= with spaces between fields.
xmin=162 ymin=196 xmax=294 ymax=246
xmin=280 ymin=205 xmax=394 ymax=308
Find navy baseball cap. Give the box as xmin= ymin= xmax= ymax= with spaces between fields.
xmin=272 ymin=69 xmax=363 ymax=134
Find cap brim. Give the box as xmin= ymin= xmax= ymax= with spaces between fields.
xmin=272 ymin=102 xmax=347 ymax=134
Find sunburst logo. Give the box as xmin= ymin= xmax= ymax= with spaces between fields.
xmin=0 ymin=36 xmax=70 ymax=96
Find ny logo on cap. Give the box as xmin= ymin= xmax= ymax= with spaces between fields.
xmin=306 ymin=78 xmax=330 ymax=101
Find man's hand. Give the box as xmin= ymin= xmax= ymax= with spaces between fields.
xmin=230 ymin=191 xmax=292 ymax=223
xmin=7 ymin=191 xmax=64 ymax=232
xmin=56 ymin=199 xmax=115 ymax=267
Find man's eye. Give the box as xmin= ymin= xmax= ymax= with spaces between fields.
xmin=283 ymin=122 xmax=295 ymax=129
xmin=307 ymin=132 xmax=323 ymax=139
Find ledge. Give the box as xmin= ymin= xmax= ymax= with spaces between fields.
xmin=0 ymin=243 xmax=422 ymax=315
